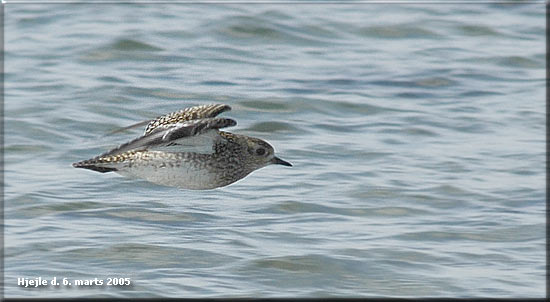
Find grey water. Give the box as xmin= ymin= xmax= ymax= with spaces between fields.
xmin=4 ymin=2 xmax=545 ymax=298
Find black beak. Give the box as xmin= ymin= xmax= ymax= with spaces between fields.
xmin=272 ymin=156 xmax=292 ymax=167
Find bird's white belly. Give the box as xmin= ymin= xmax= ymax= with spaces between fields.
xmin=116 ymin=161 xmax=222 ymax=190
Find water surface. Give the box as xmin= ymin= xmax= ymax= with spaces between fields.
xmin=4 ymin=2 xmax=545 ymax=298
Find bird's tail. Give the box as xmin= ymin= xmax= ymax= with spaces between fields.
xmin=72 ymin=158 xmax=118 ymax=173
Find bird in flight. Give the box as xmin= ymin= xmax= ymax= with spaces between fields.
xmin=73 ymin=104 xmax=292 ymax=189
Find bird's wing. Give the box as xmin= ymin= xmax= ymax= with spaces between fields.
xmin=104 ymin=120 xmax=151 ymax=136
xmin=98 ymin=117 xmax=236 ymax=157
xmin=144 ymin=104 xmax=231 ymax=135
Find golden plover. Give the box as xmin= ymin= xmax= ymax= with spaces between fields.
xmin=72 ymin=104 xmax=292 ymax=189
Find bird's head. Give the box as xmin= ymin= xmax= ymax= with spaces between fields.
xmin=244 ymin=137 xmax=292 ymax=169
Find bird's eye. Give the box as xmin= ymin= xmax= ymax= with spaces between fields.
xmin=256 ymin=148 xmax=266 ymax=156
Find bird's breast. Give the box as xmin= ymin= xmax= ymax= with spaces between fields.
xmin=115 ymin=151 xmax=249 ymax=190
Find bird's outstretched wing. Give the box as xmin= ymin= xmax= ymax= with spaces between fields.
xmin=100 ymin=117 xmax=236 ymax=157
xmin=144 ymin=104 xmax=231 ymax=135
xmin=104 ymin=104 xmax=231 ymax=136
xmin=72 ymin=117 xmax=236 ymax=172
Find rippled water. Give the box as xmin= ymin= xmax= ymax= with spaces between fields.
xmin=4 ymin=3 xmax=545 ymax=298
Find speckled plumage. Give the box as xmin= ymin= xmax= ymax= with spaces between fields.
xmin=143 ymin=104 xmax=231 ymax=135
xmin=73 ymin=104 xmax=292 ymax=189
